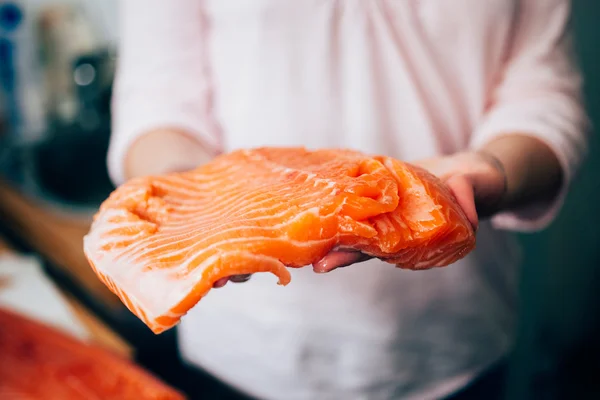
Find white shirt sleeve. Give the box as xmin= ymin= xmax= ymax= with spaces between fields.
xmin=470 ymin=0 xmax=590 ymax=232
xmin=107 ymin=0 xmax=221 ymax=185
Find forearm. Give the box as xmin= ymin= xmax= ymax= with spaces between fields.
xmin=480 ymin=133 xmax=563 ymax=213
xmin=124 ymin=129 xmax=214 ymax=180
xmin=110 ymin=0 xmax=217 ymax=183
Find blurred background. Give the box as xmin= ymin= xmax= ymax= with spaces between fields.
xmin=0 ymin=0 xmax=116 ymax=209
xmin=0 ymin=0 xmax=598 ymax=399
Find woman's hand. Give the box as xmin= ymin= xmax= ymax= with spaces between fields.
xmin=411 ymin=150 xmax=508 ymax=227
xmin=218 ymin=151 xmax=508 ymax=283
xmin=314 ymin=150 xmax=508 ymax=273
xmin=317 ymin=134 xmax=563 ymax=273
xmin=172 ymin=134 xmax=558 ymax=285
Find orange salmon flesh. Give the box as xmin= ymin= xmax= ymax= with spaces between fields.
xmin=0 ymin=307 xmax=185 ymax=399
xmin=83 ymin=148 xmax=475 ymax=334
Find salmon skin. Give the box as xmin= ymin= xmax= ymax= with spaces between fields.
xmin=0 ymin=307 xmax=185 ymax=399
xmin=83 ymin=147 xmax=475 ymax=334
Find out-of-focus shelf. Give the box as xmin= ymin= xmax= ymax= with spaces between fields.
xmin=0 ymin=179 xmax=121 ymax=309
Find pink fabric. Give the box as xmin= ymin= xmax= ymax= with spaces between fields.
xmin=109 ymin=0 xmax=588 ymax=233
xmin=108 ymin=1 xmax=588 ymax=399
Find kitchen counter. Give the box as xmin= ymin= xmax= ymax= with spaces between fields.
xmin=0 ymin=179 xmax=120 ymax=308
xmin=0 ymin=180 xmax=132 ymax=358
xmin=0 ymin=233 xmax=132 ymax=359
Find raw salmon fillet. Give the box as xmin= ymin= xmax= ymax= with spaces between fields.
xmin=0 ymin=307 xmax=185 ymax=399
xmin=84 ymin=147 xmax=475 ymax=334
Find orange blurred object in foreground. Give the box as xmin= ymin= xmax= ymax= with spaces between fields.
xmin=84 ymin=148 xmax=476 ymax=334
xmin=0 ymin=307 xmax=185 ymax=399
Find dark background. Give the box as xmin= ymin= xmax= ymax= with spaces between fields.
xmin=507 ymin=1 xmax=600 ymax=398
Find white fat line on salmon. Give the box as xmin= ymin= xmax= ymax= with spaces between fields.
xmin=91 ymin=182 xmax=398 ymax=268
xmin=162 ymin=189 xmax=334 ymax=227
xmin=96 ymin=231 xmax=330 ymax=282
xmin=103 ymin=178 xmax=330 ymax=228
xmin=153 ymin=164 xmax=342 ymax=211
xmin=87 ymin=250 xmax=291 ymax=321
xmin=100 ymin=186 xmax=341 ymax=260
xmin=141 ymin=171 xmax=336 ymax=215
xmin=151 ymin=167 xmax=261 ymax=196
xmin=116 ymin=225 xmax=337 ymax=270
xmin=102 ymin=199 xmax=343 ymax=264
xmin=156 ymin=180 xmax=332 ymax=216
xmin=94 ymin=177 xmax=377 ymax=266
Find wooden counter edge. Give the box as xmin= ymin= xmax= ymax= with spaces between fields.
xmin=0 ymin=234 xmax=133 ymax=359
xmin=59 ymin=289 xmax=134 ymax=359
xmin=0 ymin=179 xmax=121 ymax=308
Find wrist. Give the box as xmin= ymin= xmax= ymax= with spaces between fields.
xmin=449 ymin=150 xmax=508 ymax=218
xmin=473 ymin=150 xmax=508 ymax=211
xmin=477 ymin=134 xmax=563 ymax=213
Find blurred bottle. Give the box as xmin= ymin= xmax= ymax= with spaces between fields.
xmin=37 ymin=3 xmax=101 ymax=128
xmin=0 ymin=1 xmax=45 ymax=146
xmin=31 ymin=5 xmax=115 ymax=207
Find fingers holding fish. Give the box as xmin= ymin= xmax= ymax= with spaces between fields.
xmin=212 ymin=274 xmax=252 ymax=288
xmin=313 ymin=250 xmax=371 ymax=273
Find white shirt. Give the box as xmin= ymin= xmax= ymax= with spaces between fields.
xmin=108 ymin=1 xmax=587 ymax=399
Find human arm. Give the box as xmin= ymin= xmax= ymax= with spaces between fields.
xmin=414 ymin=133 xmax=565 ymax=229
xmin=318 ymin=0 xmax=589 ymax=271
xmin=460 ymin=0 xmax=588 ymax=231
xmin=123 ymin=129 xmax=213 ymax=180
xmin=108 ymin=0 xmax=220 ymax=184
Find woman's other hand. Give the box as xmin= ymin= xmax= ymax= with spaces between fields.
xmin=314 ymin=150 xmax=508 ymax=273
